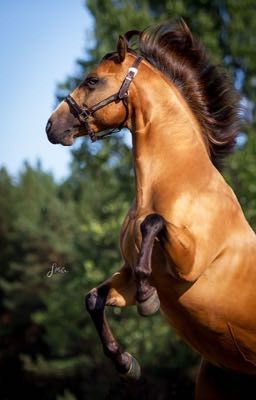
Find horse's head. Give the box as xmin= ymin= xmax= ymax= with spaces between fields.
xmin=46 ymin=35 xmax=142 ymax=145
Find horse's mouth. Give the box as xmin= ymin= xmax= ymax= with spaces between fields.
xmin=66 ymin=126 xmax=89 ymax=144
xmin=48 ymin=127 xmax=87 ymax=146
xmin=62 ymin=129 xmax=78 ymax=146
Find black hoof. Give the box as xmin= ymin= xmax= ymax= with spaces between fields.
xmin=119 ymin=352 xmax=141 ymax=380
xmin=136 ymin=289 xmax=160 ymax=317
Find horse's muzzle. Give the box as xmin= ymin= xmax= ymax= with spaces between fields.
xmin=46 ymin=116 xmax=76 ymax=145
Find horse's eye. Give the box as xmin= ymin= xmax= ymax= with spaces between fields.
xmin=86 ymin=77 xmax=99 ymax=88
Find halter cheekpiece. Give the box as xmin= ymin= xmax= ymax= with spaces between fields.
xmin=65 ymin=56 xmax=143 ymax=142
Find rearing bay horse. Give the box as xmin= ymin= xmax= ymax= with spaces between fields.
xmin=46 ymin=21 xmax=256 ymax=399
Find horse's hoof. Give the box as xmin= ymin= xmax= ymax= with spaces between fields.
xmin=120 ymin=352 xmax=141 ymax=380
xmin=136 ymin=289 xmax=160 ymax=317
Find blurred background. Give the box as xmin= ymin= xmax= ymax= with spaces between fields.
xmin=0 ymin=1 xmax=256 ymax=399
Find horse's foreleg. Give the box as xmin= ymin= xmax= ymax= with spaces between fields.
xmin=85 ymin=265 xmax=141 ymax=379
xmin=135 ymin=213 xmax=165 ymax=316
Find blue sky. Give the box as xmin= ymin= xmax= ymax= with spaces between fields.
xmin=0 ymin=0 xmax=93 ymax=181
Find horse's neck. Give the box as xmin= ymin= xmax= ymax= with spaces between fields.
xmin=130 ymin=80 xmax=214 ymax=211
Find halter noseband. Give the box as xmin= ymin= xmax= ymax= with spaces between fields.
xmin=65 ymin=56 xmax=143 ymax=142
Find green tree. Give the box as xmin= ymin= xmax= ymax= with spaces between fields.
xmin=225 ymin=124 xmax=256 ymax=231
xmin=0 ymin=164 xmax=80 ymax=399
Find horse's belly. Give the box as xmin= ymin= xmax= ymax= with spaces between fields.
xmin=157 ymin=276 xmax=256 ymax=375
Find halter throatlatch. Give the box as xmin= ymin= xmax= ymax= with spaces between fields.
xmin=65 ymin=56 xmax=143 ymax=142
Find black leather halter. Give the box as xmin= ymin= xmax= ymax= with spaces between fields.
xmin=65 ymin=56 xmax=143 ymax=142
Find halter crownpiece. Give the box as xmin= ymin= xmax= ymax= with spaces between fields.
xmin=65 ymin=56 xmax=143 ymax=142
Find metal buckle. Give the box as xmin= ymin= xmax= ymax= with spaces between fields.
xmin=79 ymin=108 xmax=91 ymax=121
xmin=128 ymin=67 xmax=138 ymax=78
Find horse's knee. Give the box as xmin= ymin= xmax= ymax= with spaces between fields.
xmin=85 ymin=285 xmax=109 ymax=314
xmin=140 ymin=213 xmax=165 ymax=236
xmin=85 ymin=288 xmax=105 ymax=314
xmin=85 ymin=289 xmax=98 ymax=313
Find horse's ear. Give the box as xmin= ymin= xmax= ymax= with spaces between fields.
xmin=179 ymin=18 xmax=193 ymax=44
xmin=180 ymin=18 xmax=191 ymax=34
xmin=116 ymin=35 xmax=127 ymax=63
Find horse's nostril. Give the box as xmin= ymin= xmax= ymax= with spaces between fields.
xmin=46 ymin=119 xmax=52 ymax=134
